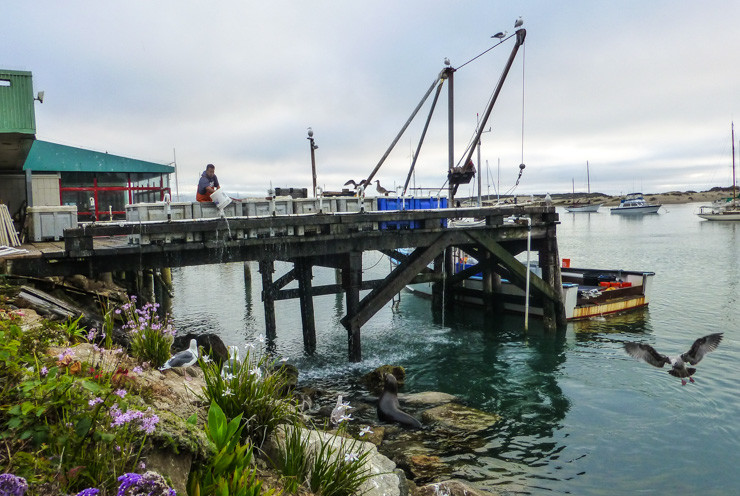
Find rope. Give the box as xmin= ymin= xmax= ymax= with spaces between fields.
xmin=456 ymin=34 xmax=515 ymax=71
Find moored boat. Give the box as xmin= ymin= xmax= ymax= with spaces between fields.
xmin=697 ymin=122 xmax=739 ymax=221
xmin=610 ymin=193 xmax=661 ymax=215
xmin=565 ymin=161 xmax=602 ymax=213
xmin=392 ymin=251 xmax=654 ymax=321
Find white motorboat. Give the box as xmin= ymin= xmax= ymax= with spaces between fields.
xmin=610 ymin=193 xmax=661 ymax=215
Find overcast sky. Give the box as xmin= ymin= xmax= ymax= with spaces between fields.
xmin=4 ymin=1 xmax=740 ymax=198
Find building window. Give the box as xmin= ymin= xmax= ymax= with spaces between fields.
xmin=59 ymin=171 xmax=170 ymax=221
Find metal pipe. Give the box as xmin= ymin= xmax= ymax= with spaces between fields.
xmin=461 ymin=29 xmax=527 ymax=175
xmin=447 ymin=67 xmax=455 ymax=201
xmin=364 ymin=72 xmax=444 ymax=186
xmin=524 ymin=215 xmax=532 ymax=330
xmin=402 ymin=80 xmax=445 ymax=195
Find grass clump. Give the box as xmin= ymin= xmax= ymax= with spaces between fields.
xmin=200 ymin=344 xmax=299 ymax=448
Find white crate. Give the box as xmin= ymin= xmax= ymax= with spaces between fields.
xmin=242 ymin=197 xmax=293 ymax=217
xmin=334 ymin=197 xmax=376 ymax=212
xmin=27 ymin=205 xmax=78 ymax=242
xmin=292 ymin=198 xmax=320 ymax=214
xmin=192 ymin=201 xmax=238 ymax=219
xmin=125 ymin=202 xmax=193 ymax=222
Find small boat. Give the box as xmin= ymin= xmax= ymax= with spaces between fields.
xmin=392 ymin=250 xmax=655 ymax=321
xmin=610 ymin=193 xmax=661 ymax=215
xmin=565 ymin=161 xmax=602 ymax=213
xmin=697 ymin=123 xmax=740 ymax=221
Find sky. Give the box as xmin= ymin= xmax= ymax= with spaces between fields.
xmin=4 ymin=1 xmax=740 ymax=199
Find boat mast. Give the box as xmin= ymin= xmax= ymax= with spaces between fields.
xmin=586 ymin=161 xmax=591 ymax=196
xmin=733 ymin=122 xmax=737 ymax=205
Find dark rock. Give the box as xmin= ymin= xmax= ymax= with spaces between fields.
xmin=173 ymin=333 xmax=228 ymax=362
xmin=362 ymin=364 xmax=407 ymax=393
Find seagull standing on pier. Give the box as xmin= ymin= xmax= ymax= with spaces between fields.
xmin=375 ymin=180 xmax=390 ymax=196
xmin=624 ymin=333 xmax=723 ymax=385
xmin=160 ymin=338 xmax=199 ymax=370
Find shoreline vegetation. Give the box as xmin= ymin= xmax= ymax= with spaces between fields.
xmin=0 ymin=282 xmax=501 ymax=496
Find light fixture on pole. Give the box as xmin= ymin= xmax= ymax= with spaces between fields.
xmin=307 ymin=127 xmax=319 ymax=197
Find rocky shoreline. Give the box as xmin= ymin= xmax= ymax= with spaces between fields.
xmin=2 ymin=284 xmax=513 ymax=496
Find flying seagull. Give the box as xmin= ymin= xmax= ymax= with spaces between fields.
xmin=160 ymin=338 xmax=199 ymax=370
xmin=491 ymin=31 xmax=507 ymax=40
xmin=624 ymin=333 xmax=723 ymax=385
xmin=221 ymin=345 xmax=241 ymax=379
xmin=343 ymin=179 xmax=367 ymax=188
xmin=375 ymin=180 xmax=390 ymax=195
xmin=514 ymin=16 xmax=523 ymax=28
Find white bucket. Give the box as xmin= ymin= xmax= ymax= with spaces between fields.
xmin=210 ymin=188 xmax=232 ymax=210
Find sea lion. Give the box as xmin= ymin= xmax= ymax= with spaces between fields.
xmin=377 ymin=373 xmax=422 ymax=428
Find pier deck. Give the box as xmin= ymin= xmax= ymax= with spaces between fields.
xmin=2 ymin=205 xmax=566 ymax=361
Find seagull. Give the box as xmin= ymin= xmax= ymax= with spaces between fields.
xmin=443 ymin=57 xmax=451 ymax=66
xmin=624 ymin=333 xmax=723 ymax=385
xmin=491 ymin=31 xmax=507 ymax=40
xmin=514 ymin=16 xmax=523 ymax=28
xmin=221 ymin=345 xmax=241 ymax=379
xmin=375 ymin=180 xmax=390 ymax=195
xmin=159 ymin=338 xmax=199 ymax=371
xmin=330 ymin=395 xmax=353 ymax=426
xmin=343 ymin=179 xmax=367 ymax=189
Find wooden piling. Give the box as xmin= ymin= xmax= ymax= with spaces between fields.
xmin=296 ymin=258 xmax=316 ymax=353
xmin=258 ymin=260 xmax=277 ymax=339
xmin=342 ymin=252 xmax=362 ymax=362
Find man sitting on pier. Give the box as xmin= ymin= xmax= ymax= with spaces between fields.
xmin=196 ymin=163 xmax=220 ymax=202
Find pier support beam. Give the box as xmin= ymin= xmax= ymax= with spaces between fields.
xmin=538 ymin=226 xmax=567 ymax=330
xmin=259 ymin=260 xmax=277 ymax=340
xmin=296 ymin=258 xmax=317 ymax=354
xmin=342 ymin=252 xmax=363 ymax=362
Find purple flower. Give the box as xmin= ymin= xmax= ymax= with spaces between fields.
xmin=40 ymin=366 xmax=48 ymax=377
xmin=89 ymin=397 xmax=104 ymax=407
xmin=0 ymin=473 xmax=28 ymax=496
xmin=117 ymin=471 xmax=175 ymax=496
xmin=114 ymin=308 xmax=122 ymax=314
xmin=58 ymin=347 xmax=74 ymax=361
xmin=87 ymin=328 xmax=97 ymax=341
xmin=114 ymin=389 xmax=127 ymax=398
xmin=117 ymin=473 xmax=142 ymax=496
xmin=75 ymin=489 xmax=100 ymax=496
xmin=132 ymin=366 xmax=143 ymax=374
xmin=139 ymin=411 xmax=159 ymax=435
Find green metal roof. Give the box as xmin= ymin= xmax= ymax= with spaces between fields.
xmin=23 ymin=140 xmax=174 ymax=174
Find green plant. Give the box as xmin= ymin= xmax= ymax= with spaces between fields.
xmin=273 ymin=425 xmax=312 ymax=493
xmin=98 ymin=295 xmax=115 ymax=349
xmin=121 ymin=297 xmax=174 ymax=368
xmin=60 ymin=314 xmax=87 ymax=343
xmin=307 ymin=430 xmax=374 ymax=496
xmin=1 ymin=333 xmax=158 ymax=494
xmin=187 ymin=402 xmax=275 ymax=496
xmin=200 ymin=347 xmax=299 ymax=447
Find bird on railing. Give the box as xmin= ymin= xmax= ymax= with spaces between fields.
xmin=375 ymin=180 xmax=390 ymax=196
xmin=343 ymin=179 xmax=367 ymax=189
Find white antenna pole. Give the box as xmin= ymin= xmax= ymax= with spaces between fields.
xmin=173 ymin=148 xmax=181 ymax=201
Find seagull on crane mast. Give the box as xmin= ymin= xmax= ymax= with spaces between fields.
xmin=491 ymin=31 xmax=507 ymax=40
xmin=514 ymin=16 xmax=523 ymax=28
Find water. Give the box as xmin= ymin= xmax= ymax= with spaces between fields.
xmin=170 ymin=203 xmax=740 ymax=494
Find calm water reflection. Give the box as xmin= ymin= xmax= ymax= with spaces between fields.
xmin=171 ymin=203 xmax=740 ymax=494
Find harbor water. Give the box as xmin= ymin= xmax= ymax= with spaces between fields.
xmin=170 ymin=202 xmax=739 ymax=495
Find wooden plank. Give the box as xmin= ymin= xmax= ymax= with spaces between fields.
xmin=465 ymin=230 xmax=562 ymax=304
xmin=344 ymin=232 xmax=453 ymax=330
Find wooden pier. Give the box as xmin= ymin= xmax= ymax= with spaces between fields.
xmin=2 ymin=205 xmax=566 ymax=361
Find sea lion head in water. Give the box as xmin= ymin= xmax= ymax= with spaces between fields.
xmin=377 ymin=373 xmax=422 ymax=429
